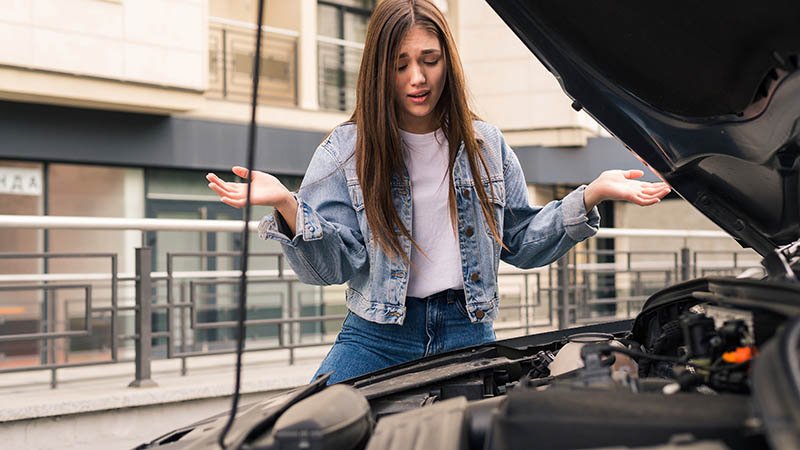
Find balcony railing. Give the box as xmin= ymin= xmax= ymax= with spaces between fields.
xmin=207 ymin=17 xmax=299 ymax=107
xmin=317 ymin=36 xmax=364 ymax=112
xmin=0 ymin=215 xmax=758 ymax=387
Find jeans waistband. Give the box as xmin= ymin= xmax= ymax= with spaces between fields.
xmin=407 ymin=288 xmax=465 ymax=302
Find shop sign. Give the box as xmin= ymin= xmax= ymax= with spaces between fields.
xmin=0 ymin=167 xmax=42 ymax=196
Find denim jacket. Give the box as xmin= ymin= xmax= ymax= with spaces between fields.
xmin=258 ymin=121 xmax=600 ymax=325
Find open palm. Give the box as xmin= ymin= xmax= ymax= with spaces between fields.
xmin=206 ymin=166 xmax=291 ymax=208
xmin=585 ymin=170 xmax=671 ymax=210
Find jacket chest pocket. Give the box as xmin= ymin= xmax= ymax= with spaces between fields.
xmin=482 ymin=179 xmax=506 ymax=237
xmin=347 ymin=181 xmax=372 ymax=245
xmin=347 ymin=180 xmax=365 ymax=212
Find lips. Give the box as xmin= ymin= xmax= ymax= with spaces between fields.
xmin=408 ymin=90 xmax=430 ymax=104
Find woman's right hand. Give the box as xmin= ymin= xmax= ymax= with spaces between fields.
xmin=206 ymin=166 xmax=291 ymax=208
xmin=207 ymin=166 xmax=299 ymax=234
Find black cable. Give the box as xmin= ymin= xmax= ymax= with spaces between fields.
xmin=584 ymin=344 xmax=750 ymax=374
xmin=218 ymin=0 xmax=266 ymax=448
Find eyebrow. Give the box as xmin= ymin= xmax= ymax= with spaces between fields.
xmin=398 ymin=49 xmax=441 ymax=58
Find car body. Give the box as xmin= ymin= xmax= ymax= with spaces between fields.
xmin=136 ymin=1 xmax=800 ymax=449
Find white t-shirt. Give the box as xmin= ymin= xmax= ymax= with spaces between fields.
xmin=400 ymin=128 xmax=464 ymax=298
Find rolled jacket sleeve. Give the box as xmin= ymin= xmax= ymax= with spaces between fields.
xmin=498 ymin=134 xmax=600 ymax=269
xmin=257 ymin=193 xmax=323 ymax=245
xmin=560 ymin=185 xmax=601 ymax=241
xmin=257 ymin=131 xmax=367 ymax=286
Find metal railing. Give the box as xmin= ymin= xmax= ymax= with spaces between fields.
xmin=317 ymin=36 xmax=364 ymax=112
xmin=0 ymin=215 xmax=757 ymax=387
xmin=205 ymin=16 xmax=367 ymax=112
xmin=207 ymin=17 xmax=299 ymax=106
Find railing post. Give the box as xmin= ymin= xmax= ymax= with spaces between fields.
xmin=557 ymin=254 xmax=571 ymax=329
xmin=680 ymin=247 xmax=691 ymax=281
xmin=130 ymin=247 xmax=157 ymax=388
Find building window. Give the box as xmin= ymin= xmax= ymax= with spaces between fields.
xmin=317 ymin=0 xmax=374 ymax=112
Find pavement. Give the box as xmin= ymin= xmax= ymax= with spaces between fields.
xmin=0 ymin=345 xmax=331 ymax=423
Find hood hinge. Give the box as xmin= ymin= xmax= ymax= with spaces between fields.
xmin=762 ymin=239 xmax=800 ymax=282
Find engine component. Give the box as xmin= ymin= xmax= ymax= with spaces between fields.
xmin=640 ymin=318 xmax=684 ymax=378
xmin=366 ymin=397 xmax=469 ymax=450
xmin=681 ymin=312 xmax=717 ymax=359
xmin=250 ymin=384 xmax=373 ymax=450
xmin=527 ymin=350 xmax=555 ymax=379
xmin=484 ymin=385 xmax=766 ymax=450
xmin=549 ymin=332 xmax=638 ymax=377
xmin=718 ymin=319 xmax=751 ymax=351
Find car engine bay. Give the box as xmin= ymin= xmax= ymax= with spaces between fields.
xmin=355 ymin=291 xmax=772 ymax=450
xmin=139 ymin=276 xmax=800 ymax=450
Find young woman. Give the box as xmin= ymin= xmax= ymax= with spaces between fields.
xmin=207 ymin=0 xmax=670 ymax=384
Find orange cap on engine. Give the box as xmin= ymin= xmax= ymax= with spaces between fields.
xmin=722 ymin=346 xmax=754 ymax=364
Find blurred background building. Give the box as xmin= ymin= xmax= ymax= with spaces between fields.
xmin=0 ymin=0 xmax=750 ymax=371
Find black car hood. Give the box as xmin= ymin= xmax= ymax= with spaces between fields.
xmin=486 ymin=0 xmax=800 ymax=256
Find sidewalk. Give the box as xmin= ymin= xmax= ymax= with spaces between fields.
xmin=0 ymin=345 xmax=330 ymax=423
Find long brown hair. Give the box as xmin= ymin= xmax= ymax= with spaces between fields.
xmin=351 ymin=0 xmax=502 ymax=262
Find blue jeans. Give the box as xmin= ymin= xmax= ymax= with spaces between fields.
xmin=313 ymin=289 xmax=496 ymax=384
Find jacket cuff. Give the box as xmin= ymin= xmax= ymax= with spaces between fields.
xmin=257 ymin=194 xmax=324 ymax=246
xmin=561 ymin=185 xmax=601 ymax=242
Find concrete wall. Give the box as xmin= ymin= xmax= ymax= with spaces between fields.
xmin=210 ymin=0 xmax=301 ymax=30
xmin=0 ymin=0 xmax=207 ymax=90
xmin=0 ymin=0 xmax=208 ymax=113
xmin=449 ymin=0 xmax=605 ymax=147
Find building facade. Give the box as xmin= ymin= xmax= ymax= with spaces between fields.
xmin=0 ymin=0 xmax=741 ymax=365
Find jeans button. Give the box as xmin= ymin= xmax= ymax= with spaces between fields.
xmin=475 ymin=310 xmax=485 ymax=319
xmin=470 ymin=272 xmax=480 ymax=282
xmin=462 ymin=188 xmax=471 ymax=199
xmin=465 ymin=226 xmax=474 ymax=237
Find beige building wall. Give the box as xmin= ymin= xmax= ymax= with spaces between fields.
xmin=188 ymin=0 xmax=350 ymax=132
xmin=0 ymin=0 xmax=208 ymax=113
xmin=0 ymin=0 xmax=208 ymax=89
xmin=448 ymin=0 xmax=606 ymax=148
xmin=210 ymin=0 xmax=300 ymax=29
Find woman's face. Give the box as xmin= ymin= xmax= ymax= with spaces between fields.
xmin=394 ymin=25 xmax=447 ymax=134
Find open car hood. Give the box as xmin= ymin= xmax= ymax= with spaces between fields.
xmin=486 ymin=0 xmax=800 ymax=256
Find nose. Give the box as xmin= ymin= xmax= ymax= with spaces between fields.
xmin=410 ymin=63 xmax=426 ymax=86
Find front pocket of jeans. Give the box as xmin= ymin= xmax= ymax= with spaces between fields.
xmin=453 ymin=297 xmax=470 ymax=319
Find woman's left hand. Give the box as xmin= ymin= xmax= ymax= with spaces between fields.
xmin=584 ymin=169 xmax=671 ymax=211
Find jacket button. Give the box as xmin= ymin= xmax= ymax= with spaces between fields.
xmin=465 ymin=226 xmax=474 ymax=237
xmin=475 ymin=310 xmax=485 ymax=319
xmin=470 ymin=272 xmax=480 ymax=282
xmin=462 ymin=188 xmax=471 ymax=199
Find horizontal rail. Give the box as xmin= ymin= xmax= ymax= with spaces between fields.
xmin=0 ymin=269 xmax=294 ymax=284
xmin=595 ymin=228 xmax=729 ymax=239
xmin=171 ymin=340 xmax=338 ymax=359
xmin=209 ymin=16 xmax=301 ymax=37
xmin=0 ymin=215 xmax=734 ymax=240
xmin=0 ymin=330 xmax=90 ymax=343
xmin=0 ymin=215 xmax=259 ymax=232
xmin=317 ymin=35 xmax=365 ymax=50
xmin=193 ymin=314 xmax=348 ymax=330
xmin=0 ymin=359 xmax=130 ymax=374
xmin=5 ymin=262 xmax=757 ymax=285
